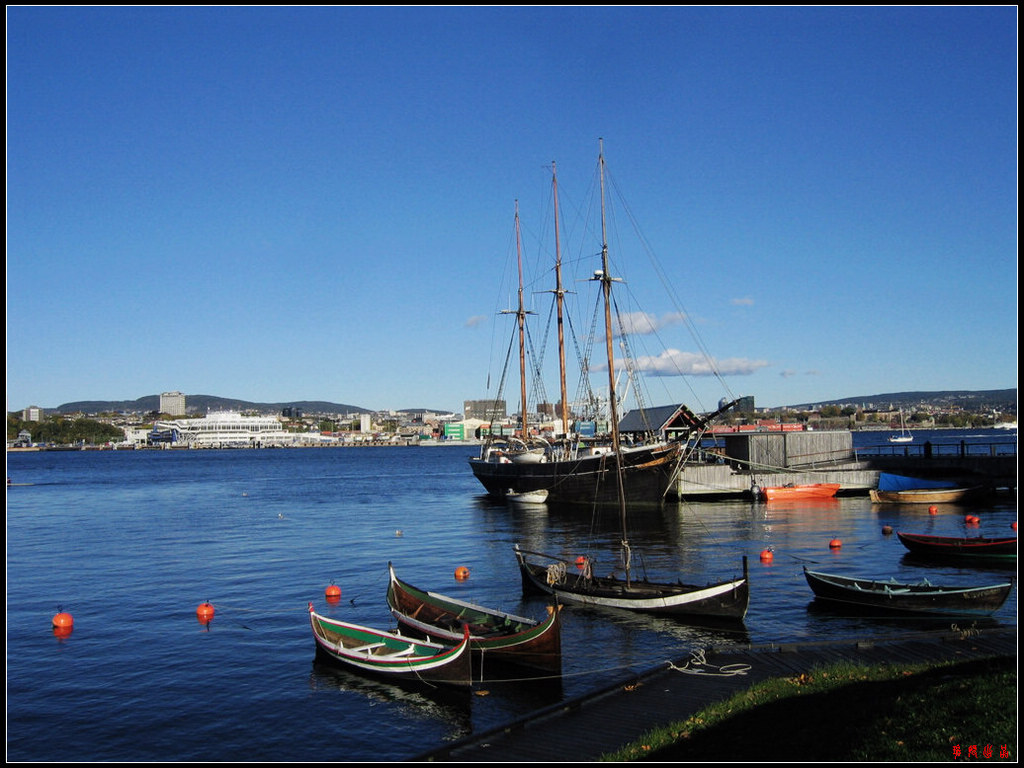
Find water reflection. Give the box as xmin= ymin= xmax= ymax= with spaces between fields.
xmin=309 ymin=660 xmax=473 ymax=728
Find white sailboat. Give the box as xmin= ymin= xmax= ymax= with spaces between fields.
xmin=888 ymin=409 xmax=913 ymax=443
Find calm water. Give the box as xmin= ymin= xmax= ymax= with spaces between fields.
xmin=6 ymin=430 xmax=1017 ymax=761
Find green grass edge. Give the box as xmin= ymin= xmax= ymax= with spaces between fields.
xmin=599 ymin=655 xmax=1017 ymax=762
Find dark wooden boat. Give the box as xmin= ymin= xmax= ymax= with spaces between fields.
xmin=470 ymin=441 xmax=682 ymax=506
xmin=307 ymin=604 xmax=472 ymax=687
xmin=385 ymin=562 xmax=562 ymax=674
xmin=803 ymin=568 xmax=1013 ymax=616
xmin=896 ymin=532 xmax=1017 ymax=561
xmin=515 ymin=545 xmax=749 ymax=620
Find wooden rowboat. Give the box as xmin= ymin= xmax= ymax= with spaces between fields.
xmin=761 ymin=483 xmax=840 ymax=501
xmin=869 ymin=486 xmax=983 ymax=504
xmin=386 ymin=562 xmax=561 ymax=674
xmin=896 ymin=532 xmax=1017 ymax=561
xmin=803 ymin=568 xmax=1013 ymax=616
xmin=515 ymin=545 xmax=749 ymax=620
xmin=308 ymin=604 xmax=472 ymax=687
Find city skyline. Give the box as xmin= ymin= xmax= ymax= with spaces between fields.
xmin=7 ymin=7 xmax=1017 ymax=415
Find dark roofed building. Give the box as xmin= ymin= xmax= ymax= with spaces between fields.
xmin=618 ymin=403 xmax=708 ymax=441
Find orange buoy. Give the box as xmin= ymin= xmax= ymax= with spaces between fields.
xmin=325 ymin=583 xmax=341 ymax=598
xmin=52 ymin=610 xmax=74 ymax=631
xmin=1012 ymin=522 xmax=1017 ymax=531
xmin=965 ymin=515 xmax=980 ymax=526
xmin=881 ymin=525 xmax=893 ymax=535
xmin=575 ymin=555 xmax=587 ymax=569
xmin=829 ymin=538 xmax=842 ymax=549
xmin=929 ymin=506 xmax=938 ymax=515
xmin=759 ymin=549 xmax=774 ymax=563
xmin=196 ymin=602 xmax=215 ymax=623
xmin=454 ymin=566 xmax=470 ymax=580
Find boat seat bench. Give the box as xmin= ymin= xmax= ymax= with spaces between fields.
xmin=348 ymin=642 xmax=387 ymax=654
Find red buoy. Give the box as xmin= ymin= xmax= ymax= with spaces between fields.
xmin=965 ymin=515 xmax=980 ymax=526
xmin=759 ymin=549 xmax=774 ymax=563
xmin=829 ymin=538 xmax=842 ymax=549
xmin=881 ymin=525 xmax=893 ymax=535
xmin=928 ymin=506 xmax=938 ymax=515
xmin=196 ymin=602 xmax=215 ymax=623
xmin=1012 ymin=522 xmax=1017 ymax=531
xmin=454 ymin=566 xmax=470 ymax=580
xmin=575 ymin=555 xmax=587 ymax=569
xmin=325 ymin=583 xmax=341 ymax=598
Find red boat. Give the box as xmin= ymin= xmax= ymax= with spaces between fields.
xmin=760 ymin=483 xmax=840 ymax=501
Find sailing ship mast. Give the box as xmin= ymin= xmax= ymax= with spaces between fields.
xmin=593 ymin=139 xmax=633 ymax=588
xmin=551 ymin=163 xmax=570 ymax=438
xmin=512 ymin=201 xmax=529 ymax=439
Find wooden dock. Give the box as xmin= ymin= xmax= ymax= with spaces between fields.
xmin=671 ymin=431 xmax=1016 ymax=498
xmin=413 ymin=626 xmax=1016 ymax=762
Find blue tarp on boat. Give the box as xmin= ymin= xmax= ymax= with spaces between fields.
xmin=876 ymin=473 xmax=958 ymax=492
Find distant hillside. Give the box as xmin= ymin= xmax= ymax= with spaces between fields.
xmin=49 ymin=395 xmax=372 ymax=416
xmin=782 ymin=389 xmax=1016 ymax=411
xmin=27 ymin=388 xmax=1015 ymax=417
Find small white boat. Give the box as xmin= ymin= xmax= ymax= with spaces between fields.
xmin=888 ymin=409 xmax=913 ymax=443
xmin=505 ymin=488 xmax=549 ymax=505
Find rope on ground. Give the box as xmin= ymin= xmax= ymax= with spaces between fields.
xmin=666 ymin=648 xmax=751 ymax=677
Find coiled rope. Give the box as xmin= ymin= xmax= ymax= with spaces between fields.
xmin=666 ymin=648 xmax=751 ymax=677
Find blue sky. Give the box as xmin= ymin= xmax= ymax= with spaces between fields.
xmin=7 ymin=6 xmax=1017 ymax=415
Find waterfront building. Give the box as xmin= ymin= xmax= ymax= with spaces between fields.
xmin=22 ymin=406 xmax=43 ymax=422
xmin=150 ymin=411 xmax=317 ymax=448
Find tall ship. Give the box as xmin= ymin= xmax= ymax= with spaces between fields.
xmin=468 ymin=149 xmax=733 ymax=506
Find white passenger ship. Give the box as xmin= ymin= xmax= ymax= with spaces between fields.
xmin=151 ymin=411 xmax=313 ymax=448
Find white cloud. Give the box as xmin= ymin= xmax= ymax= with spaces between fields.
xmin=614 ymin=311 xmax=687 ymax=336
xmin=627 ymin=349 xmax=771 ymax=377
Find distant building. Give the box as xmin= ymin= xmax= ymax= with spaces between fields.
xmin=464 ymin=399 xmax=507 ymax=422
xmin=22 ymin=406 xmax=42 ymax=422
xmin=160 ymin=391 xmax=186 ymax=416
xmin=721 ymin=395 xmax=755 ymax=413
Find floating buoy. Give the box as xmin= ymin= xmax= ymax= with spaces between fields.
xmin=454 ymin=566 xmax=470 ymax=580
xmin=965 ymin=515 xmax=980 ymax=526
xmin=1012 ymin=522 xmax=1017 ymax=531
xmin=829 ymin=538 xmax=842 ymax=549
xmin=325 ymin=583 xmax=342 ymax=601
xmin=394 ymin=529 xmax=403 ymax=537
xmin=575 ymin=555 xmax=587 ymax=568
xmin=881 ymin=525 xmax=893 ymax=535
xmin=196 ymin=602 xmax=215 ymax=623
xmin=759 ymin=549 xmax=774 ymax=563
xmin=929 ymin=506 xmax=938 ymax=515
xmin=52 ymin=610 xmax=74 ymax=633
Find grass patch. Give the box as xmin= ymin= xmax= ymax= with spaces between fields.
xmin=600 ymin=655 xmax=1016 ymax=762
